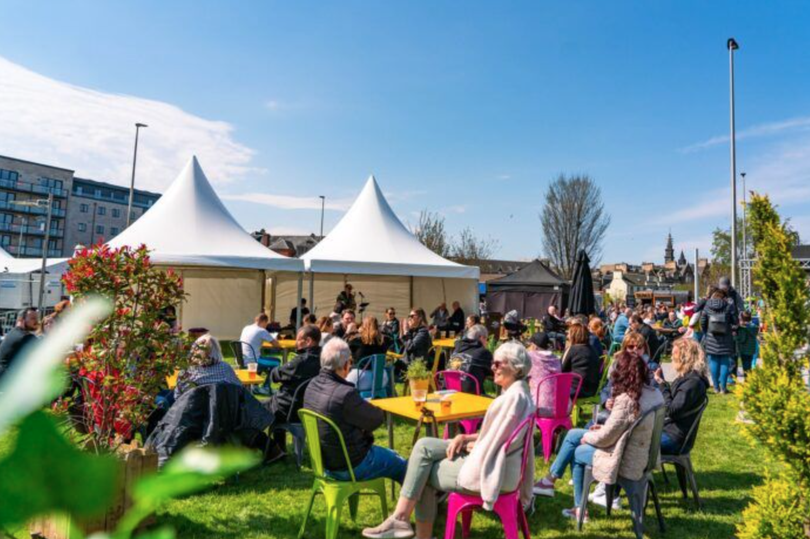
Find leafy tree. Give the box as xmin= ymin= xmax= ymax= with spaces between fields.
xmin=413 ymin=211 xmax=499 ymax=263
xmin=540 ymin=174 xmax=610 ymax=279
xmin=737 ymin=194 xmax=810 ymax=538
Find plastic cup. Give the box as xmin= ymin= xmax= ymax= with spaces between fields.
xmin=440 ymin=394 xmax=452 ymax=412
xmin=247 ymin=362 xmax=258 ymax=379
xmin=412 ymin=389 xmax=428 ymax=405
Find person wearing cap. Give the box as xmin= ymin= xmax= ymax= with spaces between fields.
xmin=527 ymin=332 xmax=562 ymax=416
xmin=718 ymin=276 xmax=743 ymax=320
xmin=0 ymin=307 xmax=39 ymax=381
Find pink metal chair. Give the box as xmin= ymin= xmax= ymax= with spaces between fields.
xmin=533 ymin=372 xmax=583 ymax=462
xmin=434 ymin=370 xmax=483 ymax=438
xmin=443 ymin=416 xmax=535 ymax=539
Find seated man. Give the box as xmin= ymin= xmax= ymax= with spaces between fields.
xmin=612 ymin=307 xmax=631 ymax=343
xmin=239 ymin=313 xmax=279 ymax=363
xmin=541 ymin=305 xmax=566 ymax=347
xmin=288 ymin=298 xmax=311 ymax=327
xmin=303 ymin=339 xmax=407 ymax=483
xmin=262 ymin=325 xmax=323 ymax=463
xmin=442 ymin=301 xmax=465 ymax=334
xmin=449 ymin=324 xmax=493 ymax=394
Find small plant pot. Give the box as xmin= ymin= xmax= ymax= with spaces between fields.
xmin=409 ymin=379 xmax=430 ymax=394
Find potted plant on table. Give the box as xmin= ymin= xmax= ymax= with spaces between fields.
xmin=405 ymin=358 xmax=431 ymax=395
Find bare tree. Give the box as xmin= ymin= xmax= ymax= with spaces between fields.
xmin=412 ymin=210 xmax=451 ymax=257
xmin=540 ymin=174 xmax=610 ymax=279
xmin=451 ymin=227 xmax=500 ymax=265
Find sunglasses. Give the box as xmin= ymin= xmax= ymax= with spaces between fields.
xmin=492 ymin=360 xmax=505 ymax=370
xmin=408 ymin=313 xmax=418 ymax=319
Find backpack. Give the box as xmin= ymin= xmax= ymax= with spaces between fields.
xmin=707 ymin=312 xmax=729 ymax=336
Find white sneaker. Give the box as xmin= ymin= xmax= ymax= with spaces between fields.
xmin=591 ymin=491 xmax=621 ymax=510
xmin=362 ymin=516 xmax=414 ymax=539
xmin=588 ymin=482 xmax=606 ymax=502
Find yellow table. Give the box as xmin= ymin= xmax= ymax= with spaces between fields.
xmin=166 ymin=369 xmax=265 ymax=390
xmin=262 ymin=339 xmax=297 ymax=362
xmin=432 ymin=337 xmax=458 ymax=350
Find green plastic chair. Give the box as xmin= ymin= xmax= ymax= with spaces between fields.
xmin=572 ymin=354 xmax=613 ymax=425
xmin=298 ymin=409 xmax=388 ymax=539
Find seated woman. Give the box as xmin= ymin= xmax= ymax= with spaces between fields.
xmin=588 ymin=317 xmax=607 ymax=358
xmin=362 ymin=342 xmax=535 ymax=539
xmin=561 ymin=322 xmax=601 ymax=399
xmin=174 ymin=334 xmax=240 ymax=399
xmin=534 ymin=349 xmax=664 ymax=522
xmin=527 ymin=332 xmax=562 ymax=417
xmin=317 ymin=316 xmax=335 ymax=347
xmin=653 ymin=337 xmax=709 ymax=455
xmin=347 ymin=317 xmax=393 ymax=392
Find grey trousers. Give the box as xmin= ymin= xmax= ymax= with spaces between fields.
xmin=400 ymin=437 xmax=465 ymax=522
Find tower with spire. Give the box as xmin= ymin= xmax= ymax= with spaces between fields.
xmin=664 ymin=233 xmax=675 ymax=264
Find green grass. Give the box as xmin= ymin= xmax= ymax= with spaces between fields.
xmin=155 ymin=385 xmax=770 ymax=539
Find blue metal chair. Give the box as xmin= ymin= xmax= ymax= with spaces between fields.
xmin=352 ymin=354 xmax=393 ymax=399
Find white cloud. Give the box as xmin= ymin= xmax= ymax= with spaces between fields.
xmin=497 ymin=174 xmax=511 ymax=181
xmin=264 ymin=100 xmax=281 ymax=111
xmin=222 ymin=192 xmax=353 ymax=211
xmin=652 ymin=188 xmax=729 ymax=225
xmin=265 ymin=226 xmax=313 ymax=236
xmin=0 ymin=55 xmax=258 ymax=191
xmin=681 ymin=115 xmax=810 ymax=153
xmin=444 ymin=205 xmax=467 ymax=214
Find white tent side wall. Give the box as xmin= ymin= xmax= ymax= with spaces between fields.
xmin=177 ymin=267 xmax=266 ymax=340
xmin=412 ymin=277 xmax=478 ymax=319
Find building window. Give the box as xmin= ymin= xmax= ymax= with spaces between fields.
xmin=80 ymin=204 xmax=89 ymax=213
xmin=39 ymin=177 xmax=64 ymax=190
xmin=110 ymin=227 xmax=119 ymax=236
xmin=0 ymin=235 xmax=10 ymax=246
xmin=0 ymin=214 xmax=12 ymax=224
xmin=78 ymin=223 xmax=87 ymax=232
xmin=0 ymin=169 xmax=19 ymax=182
xmin=49 ymin=239 xmax=58 ymax=250
xmin=98 ymin=206 xmax=106 ymax=216
xmin=29 ymin=237 xmax=43 ymax=249
xmin=112 ymin=208 xmax=120 ymax=218
xmin=95 ymin=225 xmax=104 ymax=235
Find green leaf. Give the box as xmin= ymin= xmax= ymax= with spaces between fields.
xmin=132 ymin=447 xmax=258 ymax=507
xmin=0 ymin=411 xmax=120 ymax=528
xmin=131 ymin=527 xmax=175 ymax=539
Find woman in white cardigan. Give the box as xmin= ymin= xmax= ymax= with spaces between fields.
xmin=362 ymin=341 xmax=536 ymax=539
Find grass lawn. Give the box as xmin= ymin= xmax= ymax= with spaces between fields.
xmin=156 ymin=347 xmax=769 ymax=539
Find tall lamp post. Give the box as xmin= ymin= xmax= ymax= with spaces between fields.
xmin=740 ymin=172 xmax=747 ymax=260
xmin=126 ymin=123 xmax=148 ymax=228
xmin=12 ymin=193 xmax=54 ymax=316
xmin=318 ymin=195 xmax=325 ymax=238
xmin=728 ymin=37 xmax=740 ymax=287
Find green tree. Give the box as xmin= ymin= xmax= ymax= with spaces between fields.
xmin=737 ymin=194 xmax=810 ymax=538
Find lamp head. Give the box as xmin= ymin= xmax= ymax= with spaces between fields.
xmin=727 ymin=38 xmax=739 ymax=50
xmin=135 ymin=123 xmax=148 ymax=129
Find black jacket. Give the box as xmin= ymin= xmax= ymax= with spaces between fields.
xmin=660 ymin=371 xmax=710 ymax=453
xmin=302 ymin=369 xmax=385 ymax=471
xmin=562 ymin=344 xmax=601 ymax=398
xmin=146 ymin=383 xmax=272 ymax=467
xmin=445 ymin=308 xmax=465 ymax=333
xmin=542 ymin=313 xmax=566 ymax=334
xmin=638 ymin=323 xmax=662 ymax=360
xmin=0 ymin=327 xmax=36 ymax=381
xmin=699 ymin=298 xmax=736 ymax=356
xmin=403 ymin=326 xmax=432 ymax=362
xmin=266 ymin=346 xmax=321 ymax=422
xmin=451 ymin=337 xmax=493 ymax=394
xmin=350 ymin=335 xmax=392 ymax=362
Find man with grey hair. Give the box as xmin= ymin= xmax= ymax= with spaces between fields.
xmin=450 ymin=324 xmax=493 ymax=395
xmin=303 ymin=338 xmax=407 ymax=484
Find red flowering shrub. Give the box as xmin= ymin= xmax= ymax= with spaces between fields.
xmin=62 ymin=244 xmax=191 ymax=451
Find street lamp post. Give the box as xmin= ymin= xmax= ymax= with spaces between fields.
xmin=319 ymin=195 xmax=325 ymax=238
xmin=728 ymin=37 xmax=740 ymax=288
xmin=12 ymin=193 xmax=54 ymax=317
xmin=741 ymin=172 xmax=747 ymax=261
xmin=126 ymin=123 xmax=148 ymax=228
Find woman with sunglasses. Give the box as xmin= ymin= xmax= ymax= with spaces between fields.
xmin=534 ymin=349 xmax=664 ymax=522
xmin=401 ymin=308 xmax=432 ymax=362
xmin=362 ymin=342 xmax=535 ymax=539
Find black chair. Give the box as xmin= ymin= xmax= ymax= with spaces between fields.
xmin=578 ymin=405 xmax=667 ymax=539
xmin=272 ymin=378 xmax=312 ymax=469
xmin=230 ymin=340 xmax=255 ymax=369
xmin=660 ymin=396 xmax=709 ymax=510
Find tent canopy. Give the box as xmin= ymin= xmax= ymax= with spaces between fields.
xmin=486 ymin=259 xmax=569 ymax=319
xmin=487 ymin=259 xmax=567 ymax=290
xmin=107 ymin=156 xmax=303 ymax=272
xmin=302 ymin=176 xmax=478 ymax=279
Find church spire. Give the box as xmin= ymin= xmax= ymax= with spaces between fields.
xmin=665 ymin=233 xmax=675 ymax=264
xmin=678 ymin=249 xmax=687 ymax=266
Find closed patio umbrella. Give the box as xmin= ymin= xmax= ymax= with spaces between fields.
xmin=568 ymin=250 xmax=595 ymax=316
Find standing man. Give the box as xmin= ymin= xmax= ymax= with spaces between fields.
xmin=0 ymin=308 xmax=39 ymax=381
xmin=718 ymin=276 xmax=743 ymax=320
xmin=239 ymin=313 xmax=279 ymax=363
xmin=289 ymin=298 xmax=310 ymax=327
xmin=336 ymin=284 xmax=357 ymax=312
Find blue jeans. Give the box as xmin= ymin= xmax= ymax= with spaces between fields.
xmin=708 ymin=354 xmax=731 ymax=391
xmin=549 ymin=428 xmax=597 ymax=505
xmin=660 ymin=431 xmax=681 ymax=455
xmin=327 ymin=445 xmax=407 ymax=484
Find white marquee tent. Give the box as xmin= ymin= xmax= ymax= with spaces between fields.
xmin=0 ymin=244 xmax=69 ymax=312
xmin=273 ymin=176 xmax=479 ymax=321
xmin=108 ymin=156 xmax=304 ymax=338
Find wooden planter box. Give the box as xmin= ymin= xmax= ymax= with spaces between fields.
xmin=30 ymin=447 xmax=157 ymax=539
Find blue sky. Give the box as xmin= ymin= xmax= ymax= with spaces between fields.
xmin=1 ymin=1 xmax=809 ymax=264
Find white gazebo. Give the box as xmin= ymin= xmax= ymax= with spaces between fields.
xmin=0 ymin=246 xmax=69 ymax=312
xmin=273 ymin=175 xmax=479 ymax=320
xmin=108 ymin=156 xmax=304 ymax=338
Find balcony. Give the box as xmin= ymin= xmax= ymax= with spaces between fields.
xmin=4 ymin=245 xmax=61 ymax=257
xmin=0 ymin=222 xmax=64 ymax=238
xmin=0 ymin=178 xmax=68 ymax=198
xmin=0 ymin=199 xmax=66 ymax=218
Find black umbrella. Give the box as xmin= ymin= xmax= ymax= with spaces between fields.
xmin=568 ymin=250 xmax=596 ymax=316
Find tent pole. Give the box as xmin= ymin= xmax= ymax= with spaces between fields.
xmin=260 ymin=270 xmax=267 ymax=313
xmin=178 ymin=269 xmax=184 ymax=327
xmin=295 ymin=273 xmax=304 ymax=330
xmin=308 ymin=271 xmax=315 ymax=315
xmin=269 ymin=276 xmax=277 ymax=322
xmin=409 ymin=276 xmax=414 ymax=309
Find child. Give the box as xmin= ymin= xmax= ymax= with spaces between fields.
xmin=735 ymin=311 xmax=759 ymax=379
